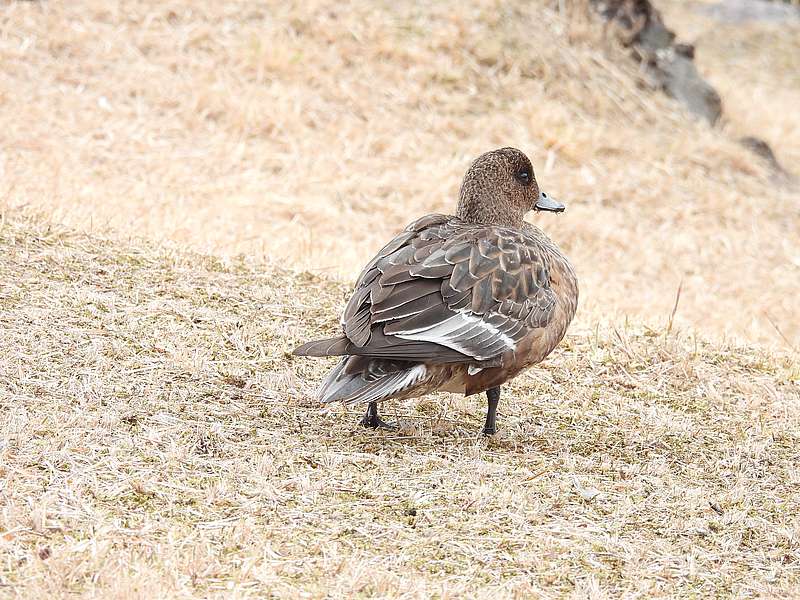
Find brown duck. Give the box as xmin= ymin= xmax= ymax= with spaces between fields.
xmin=294 ymin=148 xmax=578 ymax=434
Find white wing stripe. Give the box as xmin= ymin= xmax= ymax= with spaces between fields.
xmin=395 ymin=310 xmax=516 ymax=358
xmin=391 ymin=313 xmax=462 ymax=335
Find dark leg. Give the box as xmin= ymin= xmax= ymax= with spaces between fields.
xmin=359 ymin=401 xmax=396 ymax=429
xmin=483 ymin=387 xmax=501 ymax=435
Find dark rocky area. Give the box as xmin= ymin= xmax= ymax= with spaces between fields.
xmin=590 ymin=0 xmax=722 ymax=124
xmin=588 ymin=0 xmax=795 ymax=184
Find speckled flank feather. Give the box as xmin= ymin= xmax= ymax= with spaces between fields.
xmin=294 ymin=148 xmax=578 ymax=407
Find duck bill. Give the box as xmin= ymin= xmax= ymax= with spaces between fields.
xmin=534 ymin=191 xmax=565 ymax=213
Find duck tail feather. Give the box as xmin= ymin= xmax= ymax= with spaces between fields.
xmin=293 ymin=336 xmax=350 ymax=356
xmin=318 ymin=357 xmax=429 ymax=405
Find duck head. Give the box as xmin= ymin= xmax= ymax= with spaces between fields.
xmin=456 ymin=147 xmax=564 ymax=227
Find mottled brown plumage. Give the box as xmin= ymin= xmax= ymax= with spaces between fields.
xmin=294 ymin=148 xmax=578 ymax=434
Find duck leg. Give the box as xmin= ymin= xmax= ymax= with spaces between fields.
xmin=359 ymin=401 xmax=396 ymax=429
xmin=483 ymin=387 xmax=501 ymax=435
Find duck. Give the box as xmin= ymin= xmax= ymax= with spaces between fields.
xmin=293 ymin=147 xmax=578 ymax=435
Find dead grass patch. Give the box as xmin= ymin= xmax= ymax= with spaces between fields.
xmin=1 ymin=211 xmax=798 ymax=598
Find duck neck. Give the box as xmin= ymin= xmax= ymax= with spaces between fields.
xmin=456 ymin=185 xmax=524 ymax=228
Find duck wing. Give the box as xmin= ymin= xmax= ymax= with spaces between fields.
xmin=335 ymin=214 xmax=558 ymax=365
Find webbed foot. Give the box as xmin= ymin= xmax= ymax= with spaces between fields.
xmin=359 ymin=401 xmax=397 ymax=430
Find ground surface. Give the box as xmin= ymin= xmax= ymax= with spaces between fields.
xmin=1 ymin=0 xmax=800 ymax=598
xmin=1 ymin=0 xmax=799 ymax=345
xmin=1 ymin=213 xmax=799 ymax=598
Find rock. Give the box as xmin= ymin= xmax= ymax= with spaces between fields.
xmin=588 ymin=0 xmax=794 ymax=182
xmin=739 ymin=136 xmax=797 ymax=186
xmin=590 ymin=0 xmax=723 ymax=125
xmin=652 ymin=48 xmax=723 ymax=125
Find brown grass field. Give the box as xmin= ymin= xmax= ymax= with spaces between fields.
xmin=1 ymin=0 xmax=800 ymax=598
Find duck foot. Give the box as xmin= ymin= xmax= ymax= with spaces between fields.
xmin=359 ymin=401 xmax=397 ymax=430
xmin=482 ymin=387 xmax=501 ymax=435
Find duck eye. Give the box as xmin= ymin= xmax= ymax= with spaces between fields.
xmin=517 ymin=169 xmax=531 ymax=185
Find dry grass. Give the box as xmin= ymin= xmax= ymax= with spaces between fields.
xmin=1 ymin=0 xmax=799 ymax=346
xmin=2 ymin=1 xmax=800 ymax=597
xmin=1 ymin=211 xmax=799 ymax=598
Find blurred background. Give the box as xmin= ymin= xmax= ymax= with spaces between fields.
xmin=1 ymin=0 xmax=798 ymax=347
